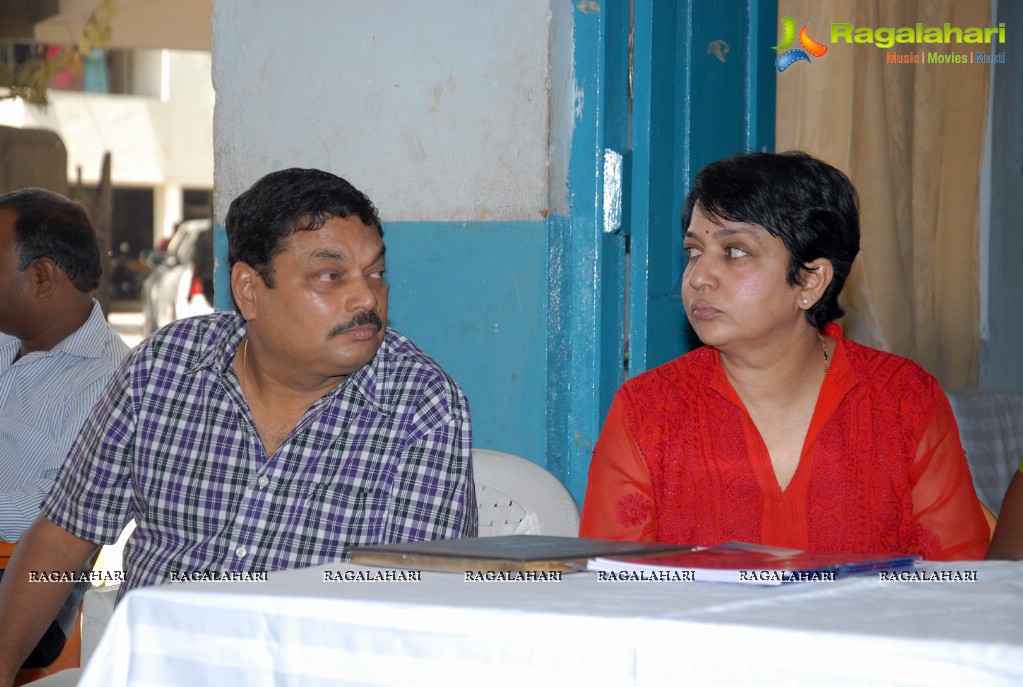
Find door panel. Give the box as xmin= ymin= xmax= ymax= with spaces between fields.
xmin=628 ymin=0 xmax=777 ymax=375
xmin=556 ymin=0 xmax=777 ymax=505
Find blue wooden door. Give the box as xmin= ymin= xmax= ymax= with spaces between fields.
xmin=628 ymin=0 xmax=777 ymax=374
xmin=554 ymin=0 xmax=777 ymax=504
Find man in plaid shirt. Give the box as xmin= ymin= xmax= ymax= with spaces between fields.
xmin=0 ymin=169 xmax=476 ymax=681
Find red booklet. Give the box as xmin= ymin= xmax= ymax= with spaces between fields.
xmin=587 ymin=541 xmax=920 ymax=585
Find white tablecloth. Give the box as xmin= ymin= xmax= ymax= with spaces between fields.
xmin=78 ymin=561 xmax=1023 ymax=687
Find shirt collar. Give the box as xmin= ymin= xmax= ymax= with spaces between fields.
xmin=53 ymin=300 xmax=119 ymax=358
xmin=341 ymin=332 xmax=392 ymax=416
xmin=0 ymin=299 xmax=118 ymax=365
xmin=186 ymin=311 xmax=391 ymax=415
xmin=821 ymin=321 xmax=859 ymax=395
xmin=0 ymin=335 xmax=17 ymax=369
xmin=185 ymin=311 xmax=247 ymax=375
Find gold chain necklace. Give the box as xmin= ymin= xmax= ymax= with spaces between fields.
xmin=817 ymin=331 xmax=830 ymax=373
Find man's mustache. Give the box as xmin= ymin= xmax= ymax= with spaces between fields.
xmin=328 ymin=311 xmax=383 ymax=338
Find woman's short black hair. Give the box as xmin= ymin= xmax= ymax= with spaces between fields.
xmin=226 ymin=168 xmax=383 ymax=287
xmin=681 ymin=151 xmax=860 ymax=328
xmin=0 ymin=187 xmax=101 ymax=293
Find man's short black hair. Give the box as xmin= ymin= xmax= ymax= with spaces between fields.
xmin=0 ymin=187 xmax=102 ymax=293
xmin=226 ymin=168 xmax=383 ymax=287
xmin=681 ymin=151 xmax=860 ymax=328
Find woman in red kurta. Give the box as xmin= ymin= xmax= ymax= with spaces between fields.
xmin=579 ymin=152 xmax=988 ymax=561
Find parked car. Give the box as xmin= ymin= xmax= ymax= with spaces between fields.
xmin=141 ymin=219 xmax=214 ymax=336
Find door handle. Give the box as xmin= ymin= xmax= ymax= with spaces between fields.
xmin=603 ymin=148 xmax=623 ymax=234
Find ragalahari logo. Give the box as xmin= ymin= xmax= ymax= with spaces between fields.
xmin=774 ymin=16 xmax=829 ymax=72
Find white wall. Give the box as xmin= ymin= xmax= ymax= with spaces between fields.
xmin=212 ymin=0 xmax=552 ymax=223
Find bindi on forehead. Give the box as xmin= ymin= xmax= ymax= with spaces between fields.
xmin=685 ymin=224 xmax=763 ymax=242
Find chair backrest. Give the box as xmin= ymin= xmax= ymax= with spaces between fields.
xmin=946 ymin=390 xmax=1023 ymax=514
xmin=472 ymin=449 xmax=580 ymax=537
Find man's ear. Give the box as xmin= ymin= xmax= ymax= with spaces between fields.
xmin=798 ymin=258 xmax=834 ymax=309
xmin=231 ymin=263 xmax=260 ymax=321
xmin=27 ymin=258 xmax=60 ymax=298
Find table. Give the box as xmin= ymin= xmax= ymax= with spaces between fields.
xmin=77 ymin=560 xmax=1023 ymax=687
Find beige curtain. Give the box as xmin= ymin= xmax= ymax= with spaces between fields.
xmin=776 ymin=0 xmax=989 ymax=389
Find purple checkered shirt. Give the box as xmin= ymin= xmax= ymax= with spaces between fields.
xmin=44 ymin=312 xmax=476 ymax=598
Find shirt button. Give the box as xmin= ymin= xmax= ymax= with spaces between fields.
xmin=235 ymin=546 xmax=247 ymax=558
xmin=257 ymin=475 xmax=269 ymax=488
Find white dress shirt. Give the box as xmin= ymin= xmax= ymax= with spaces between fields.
xmin=0 ymin=300 xmax=130 ymax=541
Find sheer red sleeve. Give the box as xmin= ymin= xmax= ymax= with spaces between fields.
xmin=578 ymin=395 xmax=658 ymax=541
xmin=911 ymin=388 xmax=990 ymax=560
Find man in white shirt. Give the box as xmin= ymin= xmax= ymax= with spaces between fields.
xmin=0 ymin=187 xmax=129 ymax=667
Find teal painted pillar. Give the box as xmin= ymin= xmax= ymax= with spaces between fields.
xmin=213 ymin=222 xmax=231 ymax=310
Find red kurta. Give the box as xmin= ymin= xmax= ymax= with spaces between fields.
xmin=579 ymin=324 xmax=989 ymax=561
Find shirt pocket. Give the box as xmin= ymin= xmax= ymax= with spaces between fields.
xmin=298 ymin=479 xmax=389 ymax=551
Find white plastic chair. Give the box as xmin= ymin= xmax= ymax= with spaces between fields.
xmin=945 ymin=390 xmax=1023 ymax=514
xmin=472 ymin=449 xmax=580 ymax=537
